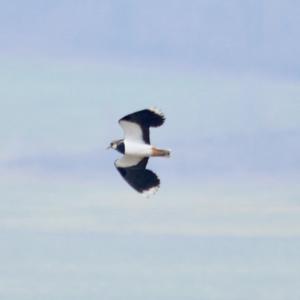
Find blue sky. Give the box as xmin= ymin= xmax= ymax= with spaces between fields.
xmin=1 ymin=1 xmax=300 ymax=299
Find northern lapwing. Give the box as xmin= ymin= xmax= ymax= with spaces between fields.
xmin=108 ymin=108 xmax=170 ymax=196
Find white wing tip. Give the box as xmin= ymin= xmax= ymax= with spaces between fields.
xmin=142 ymin=185 xmax=160 ymax=198
xmin=149 ymin=107 xmax=164 ymax=117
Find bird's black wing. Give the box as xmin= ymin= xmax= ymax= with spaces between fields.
xmin=119 ymin=108 xmax=165 ymax=144
xmin=114 ymin=157 xmax=160 ymax=196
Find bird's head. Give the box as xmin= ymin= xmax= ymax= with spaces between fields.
xmin=107 ymin=139 xmax=124 ymax=153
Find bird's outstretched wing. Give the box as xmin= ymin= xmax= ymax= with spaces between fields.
xmin=115 ymin=155 xmax=160 ymax=197
xmin=119 ymin=108 xmax=165 ymax=144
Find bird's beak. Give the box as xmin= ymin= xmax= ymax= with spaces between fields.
xmin=106 ymin=145 xmax=111 ymax=150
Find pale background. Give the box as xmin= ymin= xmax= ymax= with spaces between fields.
xmin=1 ymin=1 xmax=300 ymax=299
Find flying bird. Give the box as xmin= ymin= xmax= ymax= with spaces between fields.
xmin=108 ymin=108 xmax=170 ymax=196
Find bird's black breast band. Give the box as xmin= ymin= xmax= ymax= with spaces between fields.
xmin=116 ymin=142 xmax=125 ymax=154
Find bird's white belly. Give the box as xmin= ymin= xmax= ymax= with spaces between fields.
xmin=124 ymin=141 xmax=152 ymax=157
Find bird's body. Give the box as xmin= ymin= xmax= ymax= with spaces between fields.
xmin=108 ymin=108 xmax=170 ymax=196
xmin=123 ymin=141 xmax=153 ymax=157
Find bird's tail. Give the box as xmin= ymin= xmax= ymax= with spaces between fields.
xmin=151 ymin=147 xmax=171 ymax=157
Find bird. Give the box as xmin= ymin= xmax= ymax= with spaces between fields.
xmin=107 ymin=108 xmax=170 ymax=196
